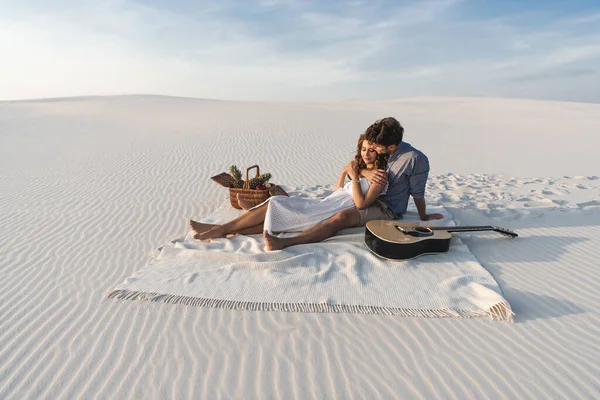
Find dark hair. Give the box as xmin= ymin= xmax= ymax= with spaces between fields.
xmin=354 ymin=134 xmax=388 ymax=170
xmin=364 ymin=117 xmax=404 ymax=146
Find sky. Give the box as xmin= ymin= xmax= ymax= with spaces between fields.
xmin=1 ymin=0 xmax=600 ymax=102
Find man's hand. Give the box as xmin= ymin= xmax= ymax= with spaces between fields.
xmin=360 ymin=169 xmax=387 ymax=186
xmin=421 ymin=213 xmax=444 ymax=221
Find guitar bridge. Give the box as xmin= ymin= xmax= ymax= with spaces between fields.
xmin=395 ymin=225 xmax=408 ymax=234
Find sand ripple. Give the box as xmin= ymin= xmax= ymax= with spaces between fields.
xmin=1 ymin=96 xmax=599 ymax=399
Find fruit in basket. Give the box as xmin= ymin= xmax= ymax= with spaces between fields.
xmin=248 ymin=173 xmax=272 ymax=189
xmin=224 ymin=165 xmax=273 ymax=189
xmin=258 ymin=172 xmax=272 ymax=183
xmin=229 ymin=165 xmax=244 ymax=188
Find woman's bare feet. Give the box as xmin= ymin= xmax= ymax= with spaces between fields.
xmin=189 ymin=220 xmax=216 ymax=234
xmin=236 ymin=194 xmax=254 ymax=211
xmin=193 ymin=226 xmax=227 ymax=240
xmin=264 ymin=230 xmax=286 ymax=251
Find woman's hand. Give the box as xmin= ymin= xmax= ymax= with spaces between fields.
xmin=346 ymin=160 xmax=358 ymax=169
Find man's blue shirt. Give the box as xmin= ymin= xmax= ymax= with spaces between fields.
xmin=379 ymin=142 xmax=429 ymax=218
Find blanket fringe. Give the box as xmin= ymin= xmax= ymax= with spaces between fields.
xmin=104 ymin=289 xmax=514 ymax=322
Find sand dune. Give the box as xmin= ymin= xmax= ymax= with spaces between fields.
xmin=1 ymin=96 xmax=599 ymax=398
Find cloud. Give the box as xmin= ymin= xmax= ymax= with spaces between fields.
xmin=511 ymin=68 xmax=596 ymax=83
xmin=559 ymin=13 xmax=600 ymax=25
xmin=1 ymin=0 xmax=599 ymax=102
xmin=540 ymin=45 xmax=600 ymax=68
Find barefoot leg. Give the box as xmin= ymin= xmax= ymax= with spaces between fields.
xmin=263 ymin=209 xmax=360 ymax=250
xmin=194 ymin=203 xmax=269 ymax=240
xmin=190 ymin=221 xmax=263 ymax=240
xmin=194 ymin=226 xmax=226 ymax=240
xmin=194 ymin=223 xmax=265 ymax=240
xmin=189 ymin=220 xmax=217 ymax=234
xmin=237 ymin=194 xmax=255 ymax=211
xmin=236 ymin=224 xmax=264 ymax=235
xmin=264 ymin=230 xmax=287 ymax=251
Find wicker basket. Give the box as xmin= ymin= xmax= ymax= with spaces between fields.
xmin=229 ymin=165 xmax=271 ymax=209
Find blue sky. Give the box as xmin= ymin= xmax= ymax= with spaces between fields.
xmin=1 ymin=0 xmax=599 ymax=102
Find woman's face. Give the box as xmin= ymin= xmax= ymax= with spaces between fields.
xmin=360 ymin=140 xmax=378 ymax=164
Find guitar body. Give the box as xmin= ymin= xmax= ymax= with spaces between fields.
xmin=365 ymin=220 xmax=452 ymax=260
xmin=364 ymin=220 xmax=517 ymax=261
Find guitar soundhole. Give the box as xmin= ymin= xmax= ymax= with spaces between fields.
xmin=412 ymin=226 xmax=434 ymax=237
xmin=395 ymin=225 xmax=435 ymax=237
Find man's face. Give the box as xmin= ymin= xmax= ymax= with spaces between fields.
xmin=374 ymin=144 xmax=387 ymax=155
xmin=375 ymin=143 xmax=399 ymax=156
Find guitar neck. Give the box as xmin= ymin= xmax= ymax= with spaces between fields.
xmin=430 ymin=226 xmax=495 ymax=233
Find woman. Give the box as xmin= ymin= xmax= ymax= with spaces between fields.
xmin=191 ymin=134 xmax=388 ymax=247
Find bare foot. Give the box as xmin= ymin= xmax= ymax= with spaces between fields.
xmin=193 ymin=226 xmax=227 ymax=240
xmin=236 ymin=194 xmax=254 ymax=211
xmin=189 ymin=220 xmax=216 ymax=234
xmin=264 ymin=230 xmax=286 ymax=251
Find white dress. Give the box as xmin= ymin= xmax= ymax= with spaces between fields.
xmin=260 ymin=178 xmax=379 ymax=234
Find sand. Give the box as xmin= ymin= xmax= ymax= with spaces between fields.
xmin=1 ymin=95 xmax=599 ymax=399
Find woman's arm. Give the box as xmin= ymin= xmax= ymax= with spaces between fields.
xmin=347 ymin=166 xmax=385 ymax=209
xmin=335 ymin=162 xmax=351 ymax=190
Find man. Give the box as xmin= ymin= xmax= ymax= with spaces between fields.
xmin=358 ymin=117 xmax=443 ymax=223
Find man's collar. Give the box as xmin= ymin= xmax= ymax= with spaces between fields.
xmin=388 ymin=142 xmax=406 ymax=161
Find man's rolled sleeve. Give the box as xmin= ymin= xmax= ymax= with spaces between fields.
xmin=408 ymin=156 xmax=429 ymax=199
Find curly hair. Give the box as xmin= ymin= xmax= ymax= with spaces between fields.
xmin=354 ymin=134 xmax=388 ymax=170
xmin=364 ymin=117 xmax=404 ymax=147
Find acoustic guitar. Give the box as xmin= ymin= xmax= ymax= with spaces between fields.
xmin=364 ymin=220 xmax=518 ymax=261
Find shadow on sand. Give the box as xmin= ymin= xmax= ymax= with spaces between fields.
xmin=445 ymin=206 xmax=599 ymax=322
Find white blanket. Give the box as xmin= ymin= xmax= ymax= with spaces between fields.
xmin=107 ymin=200 xmax=513 ymax=321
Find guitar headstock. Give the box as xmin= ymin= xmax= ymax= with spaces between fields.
xmin=493 ymin=226 xmax=518 ymax=238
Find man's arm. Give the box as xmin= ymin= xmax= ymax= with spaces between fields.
xmin=359 ymin=168 xmax=387 ymax=186
xmin=413 ymin=197 xmax=443 ymax=221
xmin=408 ymin=156 xmax=443 ymax=221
